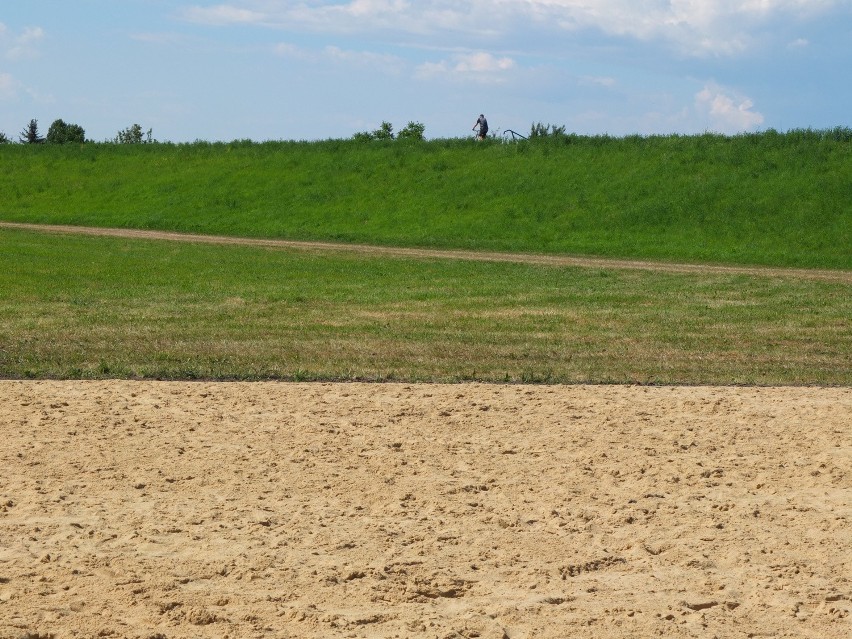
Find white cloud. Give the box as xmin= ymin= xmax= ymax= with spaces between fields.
xmin=181 ymin=4 xmax=266 ymax=26
xmin=695 ymin=83 xmax=764 ymax=133
xmin=131 ymin=32 xmax=195 ymax=46
xmin=182 ymin=1 xmax=417 ymax=31
xmin=24 ymin=85 xmax=55 ymax=105
xmin=273 ymin=42 xmax=309 ymax=59
xmin=526 ymin=0 xmax=833 ymax=56
xmin=453 ymin=51 xmax=515 ymax=73
xmin=346 ymin=0 xmax=411 ymax=18
xmin=0 ymin=71 xmax=17 ymax=99
xmin=416 ymin=51 xmax=516 ymax=83
xmin=580 ymin=75 xmax=617 ymax=88
xmin=323 ymin=45 xmax=405 ymax=73
xmin=3 ymin=24 xmax=45 ymax=60
xmin=273 ymin=41 xmax=405 ymax=73
xmin=0 ymin=23 xmax=45 ymax=104
xmin=179 ymin=1 xmax=846 ymax=57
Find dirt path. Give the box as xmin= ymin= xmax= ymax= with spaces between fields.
xmin=4 ymin=221 xmax=850 ymax=282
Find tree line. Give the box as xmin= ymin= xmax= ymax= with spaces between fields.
xmin=0 ymin=117 xmax=572 ymax=145
xmin=0 ymin=118 xmax=576 ymax=145
xmin=8 ymin=117 xmax=846 ymax=146
xmin=0 ymin=119 xmax=153 ymax=144
xmin=1 ymin=118 xmax=428 ymax=145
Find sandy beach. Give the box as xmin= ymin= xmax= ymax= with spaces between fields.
xmin=1 ymin=381 xmax=849 ymax=638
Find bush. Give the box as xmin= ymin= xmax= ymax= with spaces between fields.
xmin=529 ymin=122 xmax=567 ymax=138
xmin=115 ymin=123 xmax=153 ymax=144
xmin=353 ymin=120 xmax=425 ymax=142
xmin=397 ymin=121 xmax=426 ymax=141
xmin=353 ymin=120 xmax=397 ymax=141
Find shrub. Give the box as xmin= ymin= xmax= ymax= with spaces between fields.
xmin=353 ymin=120 xmax=396 ymax=141
xmin=529 ymin=122 xmax=567 ymax=138
xmin=397 ymin=121 xmax=426 ymax=141
xmin=373 ymin=121 xmax=394 ymax=140
xmin=115 ymin=123 xmax=153 ymax=144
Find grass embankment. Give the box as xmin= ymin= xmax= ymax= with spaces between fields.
xmin=1 ymin=228 xmax=849 ymax=385
xmin=2 ymin=130 xmax=850 ymax=269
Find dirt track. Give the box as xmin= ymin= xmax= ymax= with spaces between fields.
xmin=1 ymin=381 xmax=849 ymax=638
xmin=3 ymin=221 xmax=851 ymax=282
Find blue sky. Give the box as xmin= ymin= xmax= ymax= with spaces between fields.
xmin=1 ymin=1 xmax=850 ymax=142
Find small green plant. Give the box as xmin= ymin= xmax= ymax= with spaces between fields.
xmin=529 ymin=122 xmax=567 ymax=138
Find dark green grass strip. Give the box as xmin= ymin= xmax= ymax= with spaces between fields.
xmin=2 ymin=228 xmax=849 ymax=385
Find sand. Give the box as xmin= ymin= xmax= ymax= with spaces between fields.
xmin=0 ymin=381 xmax=849 ymax=638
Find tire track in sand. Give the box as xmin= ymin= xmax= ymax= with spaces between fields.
xmin=3 ymin=221 xmax=850 ymax=283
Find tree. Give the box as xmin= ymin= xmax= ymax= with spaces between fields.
xmin=46 ymin=119 xmax=86 ymax=144
xmin=397 ymin=121 xmax=426 ymax=141
xmin=115 ymin=123 xmax=153 ymax=144
xmin=0 ymin=131 xmax=11 ymax=144
xmin=19 ymin=119 xmax=44 ymax=144
xmin=373 ymin=121 xmax=394 ymax=140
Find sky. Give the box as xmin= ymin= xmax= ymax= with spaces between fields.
xmin=1 ymin=1 xmax=850 ymax=142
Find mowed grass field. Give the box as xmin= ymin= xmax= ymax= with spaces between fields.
xmin=1 ymin=132 xmax=850 ymax=384
xmin=1 ymin=226 xmax=849 ymax=385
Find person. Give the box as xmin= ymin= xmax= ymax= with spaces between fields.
xmin=472 ymin=114 xmax=488 ymax=140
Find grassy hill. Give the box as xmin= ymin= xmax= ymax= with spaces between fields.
xmin=2 ymin=129 xmax=850 ymax=269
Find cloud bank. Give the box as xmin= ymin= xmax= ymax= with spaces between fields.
xmin=179 ymin=0 xmax=843 ymax=57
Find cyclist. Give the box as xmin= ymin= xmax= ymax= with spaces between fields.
xmin=472 ymin=114 xmax=488 ymax=140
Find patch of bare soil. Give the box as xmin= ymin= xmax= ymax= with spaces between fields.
xmin=3 ymin=222 xmax=850 ymax=282
xmin=1 ymin=381 xmax=849 ymax=638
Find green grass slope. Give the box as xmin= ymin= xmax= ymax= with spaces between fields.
xmin=2 ymin=130 xmax=850 ymax=269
